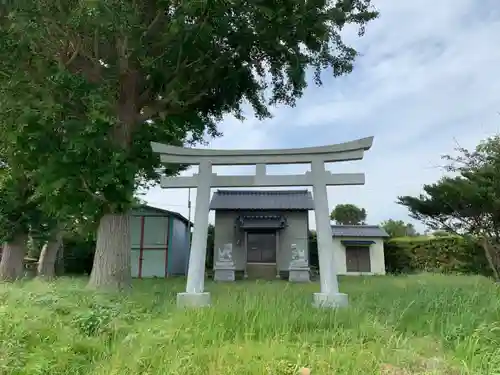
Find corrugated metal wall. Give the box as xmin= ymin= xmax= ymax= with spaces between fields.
xmin=130 ymin=207 xmax=190 ymax=278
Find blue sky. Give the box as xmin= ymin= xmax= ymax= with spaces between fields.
xmin=143 ymin=0 xmax=500 ymax=231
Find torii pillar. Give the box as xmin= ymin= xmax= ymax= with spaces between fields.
xmin=151 ymin=137 xmax=374 ymax=308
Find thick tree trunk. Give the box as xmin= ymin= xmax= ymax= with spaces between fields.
xmin=86 ymin=72 xmax=137 ymax=291
xmin=0 ymin=233 xmax=28 ymax=281
xmin=87 ymin=213 xmax=131 ymax=290
xmin=37 ymin=232 xmax=63 ymax=280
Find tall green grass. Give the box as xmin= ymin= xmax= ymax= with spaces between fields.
xmin=0 ymin=274 xmax=499 ymax=374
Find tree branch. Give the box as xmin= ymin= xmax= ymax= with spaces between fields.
xmin=143 ymin=10 xmax=166 ymax=39
xmin=138 ymin=91 xmax=208 ymax=123
xmin=137 ymin=5 xmax=216 ymax=121
xmin=65 ymin=40 xmax=81 ymax=67
xmin=137 ymin=45 xmax=233 ymax=122
xmin=79 ymin=176 xmax=107 ymax=203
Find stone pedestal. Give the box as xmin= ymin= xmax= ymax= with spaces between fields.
xmin=313 ymin=292 xmax=348 ymax=308
xmin=214 ymin=261 xmax=236 ymax=282
xmin=177 ymin=292 xmax=211 ymax=308
xmin=288 ymin=260 xmax=310 ymax=283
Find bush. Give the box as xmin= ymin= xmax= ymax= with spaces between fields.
xmin=63 ymin=236 xmax=95 ymax=275
xmin=384 ymin=236 xmax=492 ymax=277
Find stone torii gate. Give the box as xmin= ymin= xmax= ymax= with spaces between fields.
xmin=151 ymin=136 xmax=374 ymax=308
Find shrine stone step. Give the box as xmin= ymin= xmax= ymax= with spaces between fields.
xmin=246 ymin=263 xmax=277 ymax=280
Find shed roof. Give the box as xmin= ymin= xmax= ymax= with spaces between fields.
xmin=331 ymin=225 xmax=389 ymax=238
xmin=133 ymin=204 xmax=192 ymax=226
xmin=210 ymin=190 xmax=314 ymax=210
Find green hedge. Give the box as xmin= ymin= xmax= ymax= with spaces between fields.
xmin=58 ymin=233 xmax=493 ymax=277
xmin=384 ymin=235 xmax=492 ymax=277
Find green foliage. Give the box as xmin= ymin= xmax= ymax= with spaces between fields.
xmin=1 ymin=69 xmax=146 ymax=217
xmin=398 ymin=135 xmax=500 ymax=277
xmin=398 ymin=135 xmax=500 ymax=238
xmin=63 ymin=235 xmax=96 ymax=275
xmin=1 ymin=276 xmax=500 ymax=374
xmin=0 ymin=175 xmax=33 ymax=242
xmin=1 ymin=0 xmax=379 ymax=219
xmin=398 ymin=175 xmax=497 ymax=233
xmin=72 ymin=304 xmax=120 ymax=337
xmin=381 ymin=219 xmax=418 ymax=238
xmin=0 ymin=167 xmax=51 ymax=244
xmin=330 ymin=203 xmax=367 ymax=225
xmin=384 ymin=236 xmax=492 ymax=276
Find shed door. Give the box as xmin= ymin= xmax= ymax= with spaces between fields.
xmin=143 ymin=216 xmax=169 ymax=249
xmin=247 ymin=232 xmax=277 ymax=263
xmin=131 ymin=216 xmax=169 ymax=278
xmin=141 ymin=249 xmax=167 ymax=278
xmin=345 ymin=246 xmax=371 ymax=272
xmin=142 ymin=216 xmax=169 ymax=277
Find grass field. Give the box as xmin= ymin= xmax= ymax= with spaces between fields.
xmin=1 ymin=274 xmax=500 ymax=375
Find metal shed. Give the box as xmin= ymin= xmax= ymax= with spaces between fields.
xmin=130 ymin=205 xmax=191 ymax=278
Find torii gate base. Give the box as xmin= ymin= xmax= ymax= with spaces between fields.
xmin=177 ymin=291 xmax=212 ymax=307
xmin=151 ymin=137 xmax=374 ymax=309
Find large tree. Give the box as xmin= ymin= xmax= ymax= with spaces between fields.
xmin=0 ymin=160 xmax=64 ymax=281
xmin=2 ymin=0 xmax=378 ymax=290
xmin=0 ymin=114 xmax=47 ymax=280
xmin=330 ymin=203 xmax=367 ymax=225
xmin=398 ymin=135 xmax=500 ymax=280
xmin=0 ymin=172 xmax=33 ymax=280
xmin=0 ymin=45 xmax=79 ymax=281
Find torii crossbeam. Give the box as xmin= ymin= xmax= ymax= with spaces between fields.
xmin=151 ymin=136 xmax=374 ymax=308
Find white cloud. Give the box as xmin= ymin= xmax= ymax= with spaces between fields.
xmin=144 ymin=0 xmax=500 ymax=232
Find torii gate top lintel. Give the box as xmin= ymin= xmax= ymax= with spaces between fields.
xmin=150 ymin=136 xmax=373 ymax=166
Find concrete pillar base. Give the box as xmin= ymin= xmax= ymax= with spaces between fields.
xmin=312 ymin=292 xmax=348 ymax=308
xmin=213 ymin=263 xmax=236 ymax=282
xmin=288 ymin=268 xmax=310 ymax=282
xmin=177 ymin=292 xmax=211 ymax=308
